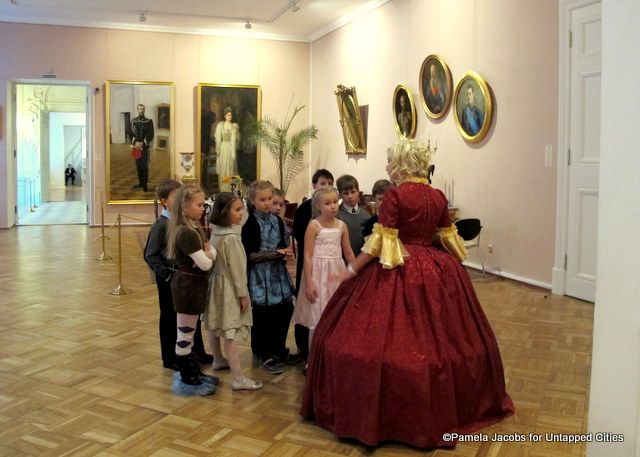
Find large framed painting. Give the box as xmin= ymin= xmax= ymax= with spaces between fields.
xmin=197 ymin=84 xmax=261 ymax=196
xmin=453 ymin=71 xmax=493 ymax=144
xmin=419 ymin=54 xmax=453 ymax=119
xmin=393 ymin=84 xmax=417 ymax=138
xmin=105 ymin=80 xmax=174 ymax=204
xmin=334 ymin=84 xmax=367 ymax=154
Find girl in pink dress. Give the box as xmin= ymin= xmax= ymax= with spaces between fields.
xmin=294 ymin=187 xmax=356 ymax=360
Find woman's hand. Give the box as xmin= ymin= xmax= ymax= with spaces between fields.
xmin=305 ymin=284 xmax=318 ymax=304
xmin=239 ymin=296 xmax=250 ymax=314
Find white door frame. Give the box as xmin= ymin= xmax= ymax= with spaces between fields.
xmin=8 ymin=79 xmax=93 ymax=227
xmin=552 ymin=0 xmax=601 ymax=296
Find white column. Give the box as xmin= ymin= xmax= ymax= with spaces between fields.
xmin=587 ymin=0 xmax=640 ymax=455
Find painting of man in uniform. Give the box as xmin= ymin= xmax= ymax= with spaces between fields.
xmin=106 ymin=81 xmax=172 ymax=203
xmin=453 ymin=71 xmax=493 ymax=143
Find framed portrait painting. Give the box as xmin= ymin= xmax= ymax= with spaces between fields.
xmin=453 ymin=71 xmax=493 ymax=144
xmin=419 ymin=54 xmax=453 ymax=119
xmin=393 ymin=84 xmax=417 ymax=138
xmin=157 ymin=103 xmax=170 ymax=130
xmin=335 ymin=84 xmax=367 ymax=154
xmin=197 ymin=84 xmax=261 ymax=196
xmin=105 ymin=80 xmax=174 ymax=204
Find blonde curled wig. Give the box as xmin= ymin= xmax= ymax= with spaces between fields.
xmin=386 ymin=138 xmax=434 ymax=183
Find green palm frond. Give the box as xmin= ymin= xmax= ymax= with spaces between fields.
xmin=244 ymin=103 xmax=318 ymax=198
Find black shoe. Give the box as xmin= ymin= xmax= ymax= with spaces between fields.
xmin=276 ymin=351 xmax=301 ymax=365
xmin=195 ymin=352 xmax=214 ymax=365
xmin=132 ymin=184 xmax=142 ymax=189
xmin=175 ymin=353 xmax=210 ymax=386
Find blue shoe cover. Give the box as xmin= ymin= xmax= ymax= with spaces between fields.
xmin=172 ymin=372 xmax=219 ymax=386
xmin=171 ymin=378 xmax=216 ymax=396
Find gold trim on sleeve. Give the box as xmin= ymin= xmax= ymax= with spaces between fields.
xmin=436 ymin=224 xmax=468 ymax=261
xmin=362 ymin=223 xmax=410 ymax=269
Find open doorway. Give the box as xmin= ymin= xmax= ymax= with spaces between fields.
xmin=15 ymin=84 xmax=88 ymax=225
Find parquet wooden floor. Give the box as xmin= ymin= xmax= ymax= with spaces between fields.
xmin=0 ymin=225 xmax=593 ymax=456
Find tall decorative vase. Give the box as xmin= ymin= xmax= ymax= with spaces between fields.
xmin=180 ymin=152 xmax=195 ymax=179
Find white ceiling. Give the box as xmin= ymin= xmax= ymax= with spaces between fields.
xmin=0 ymin=0 xmax=391 ymax=42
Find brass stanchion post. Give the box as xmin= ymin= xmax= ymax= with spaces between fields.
xmin=96 ymin=190 xmax=109 ymax=240
xmin=109 ymin=213 xmax=131 ymax=295
xmin=95 ymin=201 xmax=112 ymax=261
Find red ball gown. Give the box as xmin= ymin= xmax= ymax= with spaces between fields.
xmin=300 ymin=181 xmax=514 ymax=448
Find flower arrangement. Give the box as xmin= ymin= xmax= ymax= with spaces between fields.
xmin=222 ymin=175 xmax=242 ymax=185
xmin=222 ymin=175 xmax=243 ymax=196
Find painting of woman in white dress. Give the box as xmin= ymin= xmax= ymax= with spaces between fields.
xmin=215 ymin=107 xmax=240 ymax=192
xmin=197 ymin=84 xmax=261 ymax=196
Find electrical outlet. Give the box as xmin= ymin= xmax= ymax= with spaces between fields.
xmin=488 ymin=244 xmax=493 ymax=253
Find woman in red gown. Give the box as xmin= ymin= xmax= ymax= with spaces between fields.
xmin=301 ymin=139 xmax=514 ymax=448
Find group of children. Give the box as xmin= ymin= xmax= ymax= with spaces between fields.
xmin=144 ymin=170 xmax=392 ymax=396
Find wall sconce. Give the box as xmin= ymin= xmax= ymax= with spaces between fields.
xmin=139 ymin=12 xmax=146 ymax=23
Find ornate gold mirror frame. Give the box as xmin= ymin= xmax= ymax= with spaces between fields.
xmin=335 ymin=85 xmax=366 ymax=154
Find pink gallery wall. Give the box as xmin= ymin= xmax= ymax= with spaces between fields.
xmin=309 ymin=0 xmax=559 ymax=286
xmin=0 ymin=22 xmax=310 ymax=227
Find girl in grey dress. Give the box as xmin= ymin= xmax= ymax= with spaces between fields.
xmin=205 ymin=192 xmax=262 ymax=391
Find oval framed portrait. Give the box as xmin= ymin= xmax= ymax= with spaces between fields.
xmin=453 ymin=71 xmax=493 ymax=144
xmin=393 ymin=84 xmax=417 ymax=138
xmin=419 ymin=54 xmax=453 ymax=119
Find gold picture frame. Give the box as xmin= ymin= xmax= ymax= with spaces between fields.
xmin=197 ymin=83 xmax=261 ymax=196
xmin=157 ymin=103 xmax=170 ymax=130
xmin=393 ymin=84 xmax=417 ymax=138
xmin=419 ymin=54 xmax=453 ymax=119
xmin=105 ymin=80 xmax=174 ymax=204
xmin=334 ymin=84 xmax=367 ymax=154
xmin=453 ymin=71 xmax=493 ymax=144
xmin=156 ymin=135 xmax=168 ymax=151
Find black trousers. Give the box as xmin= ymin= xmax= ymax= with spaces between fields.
xmin=135 ymin=147 xmax=150 ymax=190
xmin=65 ymin=175 xmax=75 ymax=186
xmin=156 ymin=276 xmax=205 ymax=366
xmin=251 ymin=301 xmax=293 ymax=361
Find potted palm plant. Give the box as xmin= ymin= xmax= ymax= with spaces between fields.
xmin=246 ymin=101 xmax=318 ymax=198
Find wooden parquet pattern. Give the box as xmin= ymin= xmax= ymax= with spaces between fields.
xmin=0 ymin=225 xmax=593 ymax=456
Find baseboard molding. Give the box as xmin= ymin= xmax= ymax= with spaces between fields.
xmin=462 ymin=261 xmax=552 ymax=290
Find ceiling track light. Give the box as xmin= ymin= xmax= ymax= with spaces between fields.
xmin=245 ymin=20 xmax=252 ymax=29
xmin=292 ymin=2 xmax=300 ymax=13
